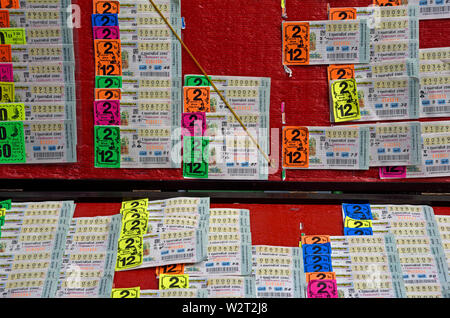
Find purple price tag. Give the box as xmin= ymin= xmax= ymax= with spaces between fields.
xmin=307 ymin=279 xmax=338 ymax=298
xmin=379 ymin=166 xmax=406 ymax=179
xmin=181 ymin=112 xmax=206 ymax=137
xmin=94 ymin=99 xmax=120 ymax=125
xmin=93 ymin=26 xmax=120 ymax=39
xmin=0 ymin=63 xmax=13 ymax=82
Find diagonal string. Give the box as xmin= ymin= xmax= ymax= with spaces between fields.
xmin=148 ymin=0 xmax=273 ymax=167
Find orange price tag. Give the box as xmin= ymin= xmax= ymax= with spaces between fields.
xmin=0 ymin=44 xmax=11 ymax=62
xmin=373 ymin=0 xmax=402 ymax=6
xmin=329 ymin=8 xmax=357 ymax=20
xmin=0 ymin=10 xmax=9 ymax=28
xmin=156 ymin=264 xmax=185 ymax=277
xmin=282 ymin=22 xmax=310 ymax=65
xmin=305 ymin=272 xmax=336 ymax=283
xmin=96 ymin=60 xmax=122 ymax=76
xmin=93 ymin=0 xmax=120 ymax=14
xmin=327 ymin=64 xmax=355 ymax=81
xmin=301 ymin=235 xmax=330 ymax=245
xmin=95 ymin=88 xmax=121 ymax=100
xmin=0 ymin=0 xmax=19 ymax=9
xmin=94 ymin=39 xmax=122 ymax=62
xmin=282 ymin=126 xmax=309 ymax=168
xmin=183 ymin=86 xmax=210 ymax=113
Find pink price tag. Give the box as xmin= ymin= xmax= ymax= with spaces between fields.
xmin=94 ymin=99 xmax=120 ymax=125
xmin=379 ymin=166 xmax=406 ymax=179
xmin=307 ymin=280 xmax=338 ymax=298
xmin=181 ymin=112 xmax=206 ymax=137
xmin=93 ymin=26 xmax=120 ymax=39
xmin=0 ymin=63 xmax=13 ymax=82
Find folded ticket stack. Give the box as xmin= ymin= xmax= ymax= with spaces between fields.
xmin=0 ymin=0 xmax=77 ymax=164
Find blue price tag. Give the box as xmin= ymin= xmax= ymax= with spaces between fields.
xmin=302 ymin=243 xmax=331 ymax=255
xmin=344 ymin=227 xmax=373 ymax=236
xmin=342 ymin=203 xmax=372 ymax=220
xmin=304 ymin=254 xmax=332 ymax=266
xmin=304 ymin=262 xmax=333 ymax=273
xmin=92 ymin=14 xmax=119 ymax=26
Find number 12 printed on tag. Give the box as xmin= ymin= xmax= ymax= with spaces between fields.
xmin=282 ymin=126 xmax=309 ymax=168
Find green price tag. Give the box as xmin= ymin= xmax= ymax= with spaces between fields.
xmin=94 ymin=125 xmax=120 ymax=168
xmin=95 ymin=76 xmax=122 ymax=89
xmin=0 ymin=82 xmax=15 ymax=103
xmin=0 ymin=199 xmax=11 ymax=210
xmin=184 ymin=75 xmax=211 ymax=86
xmin=0 ymin=209 xmax=5 ymax=227
xmin=330 ymin=78 xmax=360 ymax=122
xmin=183 ymin=136 xmax=209 ymax=179
xmin=0 ymin=122 xmax=25 ymax=163
xmin=0 ymin=103 xmax=25 ymax=121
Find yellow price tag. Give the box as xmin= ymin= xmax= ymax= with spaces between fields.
xmin=115 ymin=252 xmax=143 ymax=271
xmin=121 ymin=207 xmax=149 ymax=222
xmin=118 ymin=235 xmax=143 ymax=255
xmin=111 ymin=287 xmax=140 ymax=298
xmin=0 ymin=82 xmax=14 ymax=103
xmin=121 ymin=198 xmax=148 ymax=210
xmin=159 ymin=274 xmax=189 ymax=289
xmin=0 ymin=103 xmax=25 ymax=121
xmin=344 ymin=217 xmax=372 ymax=228
xmin=0 ymin=208 xmax=5 ymax=218
xmin=330 ymin=78 xmax=360 ymax=122
xmin=121 ymin=218 xmax=148 ymax=236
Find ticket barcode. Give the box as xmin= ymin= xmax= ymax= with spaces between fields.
xmin=326 ymin=53 xmax=358 ymax=60
xmin=139 ymin=71 xmax=171 ymax=77
xmin=139 ymin=157 xmax=169 ymax=163
xmin=206 ymin=266 xmax=240 ymax=273
xmin=226 ymin=168 xmax=257 ymax=176
xmin=375 ymin=109 xmax=407 ymax=117
xmin=161 ymin=252 xmax=194 ymax=261
xmin=326 ymin=159 xmax=357 ymax=165
xmin=425 ymin=165 xmax=450 ymax=172
xmin=33 ymin=152 xmax=64 ymax=158
xmin=257 ymin=291 xmax=293 ymax=298
xmin=404 ymin=279 xmax=440 ymax=285
xmin=420 ymin=6 xmax=450 ymax=14
xmin=378 ymin=154 xmax=410 ymax=161
xmin=422 ymin=106 xmax=450 ymax=113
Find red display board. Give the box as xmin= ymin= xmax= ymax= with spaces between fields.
xmin=0 ymin=0 xmax=449 ymax=184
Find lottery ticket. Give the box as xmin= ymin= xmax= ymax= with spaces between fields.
xmin=368 ymin=17 xmax=419 ymax=42
xmin=55 ymin=276 xmax=113 ymax=298
xmin=146 ymin=197 xmax=210 ymax=215
xmin=23 ymin=27 xmax=73 ymax=45
xmin=331 ymin=76 xmax=420 ymax=122
xmin=118 ymin=13 xmax=180 ymax=30
xmin=288 ymin=126 xmax=369 ymax=170
xmin=0 ymin=101 xmax=76 ymax=121
xmin=13 ymin=82 xmax=76 ymax=102
xmin=14 ymin=0 xmax=71 ymax=9
xmin=254 ymin=267 xmax=304 ymax=298
xmin=118 ymin=0 xmax=181 ymax=16
xmin=184 ymin=75 xmax=271 ymax=89
xmin=7 ymin=9 xmax=70 ymax=28
xmin=362 ymin=121 xmax=422 ymax=166
xmin=0 ymin=277 xmax=58 ymax=298
xmin=282 ymin=19 xmax=370 ymax=65
xmin=119 ymin=26 xmax=172 ymax=42
xmin=419 ymin=46 xmax=450 ymax=61
xmin=408 ymin=0 xmax=450 ymax=20
xmin=420 ymin=60 xmax=450 ymax=75
xmin=146 ymin=216 xmax=206 ymax=234
xmin=139 ymin=288 xmax=208 ymax=298
xmin=4 ymin=62 xmax=75 ymax=83
xmin=23 ymin=120 xmax=76 ymax=163
xmin=201 ymin=276 xmax=256 ymax=298
xmin=419 ymin=75 xmax=450 ymax=118
xmin=370 ymin=39 xmax=419 ymax=63
xmin=10 ymin=44 xmax=75 ymax=63
xmin=328 ymin=5 xmax=418 ymax=21
xmin=109 ymin=99 xmax=172 ymax=126
xmin=183 ymin=243 xmax=252 ymax=276
xmin=352 ymin=58 xmax=419 ymax=79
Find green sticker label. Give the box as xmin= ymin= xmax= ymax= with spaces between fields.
xmin=0 ymin=121 xmax=25 ymax=163
xmin=94 ymin=125 xmax=120 ymax=168
xmin=184 ymin=75 xmax=211 ymax=87
xmin=0 ymin=28 xmax=27 ymax=45
xmin=0 ymin=103 xmax=25 ymax=121
xmin=183 ymin=136 xmax=209 ymax=178
xmin=0 ymin=199 xmax=11 ymax=210
xmin=0 ymin=82 xmax=14 ymax=103
xmin=95 ymin=76 xmax=122 ymax=89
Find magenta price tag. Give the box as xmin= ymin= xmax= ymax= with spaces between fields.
xmin=379 ymin=166 xmax=406 ymax=179
xmin=94 ymin=99 xmax=120 ymax=125
xmin=307 ymin=280 xmax=338 ymax=298
xmin=181 ymin=112 xmax=206 ymax=137
xmin=93 ymin=26 xmax=120 ymax=39
xmin=0 ymin=63 xmax=13 ymax=82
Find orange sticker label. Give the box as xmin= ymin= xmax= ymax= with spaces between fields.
xmin=94 ymin=39 xmax=122 ymax=76
xmin=329 ymin=8 xmax=357 ymax=20
xmin=93 ymin=0 xmax=120 ymax=14
xmin=95 ymin=88 xmax=121 ymax=100
xmin=0 ymin=10 xmax=9 ymax=28
xmin=0 ymin=0 xmax=19 ymax=9
xmin=305 ymin=272 xmax=336 ymax=283
xmin=282 ymin=126 xmax=309 ymax=168
xmin=282 ymin=22 xmax=309 ymax=65
xmin=183 ymin=86 xmax=210 ymax=113
xmin=0 ymin=44 xmax=11 ymax=62
xmin=374 ymin=0 xmax=402 ymax=6
xmin=156 ymin=264 xmax=185 ymax=277
xmin=96 ymin=60 xmax=122 ymax=76
xmin=327 ymin=64 xmax=355 ymax=81
xmin=301 ymin=235 xmax=330 ymax=245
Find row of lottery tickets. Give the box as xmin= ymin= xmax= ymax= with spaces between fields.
xmin=0 ymin=200 xmax=121 ymax=298
xmin=282 ymin=5 xmax=450 ymax=152
xmin=0 ymin=0 xmax=77 ymax=164
xmin=282 ymin=120 xmax=450 ymax=179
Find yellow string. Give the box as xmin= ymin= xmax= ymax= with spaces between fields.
xmin=147 ymin=0 xmax=273 ymax=167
